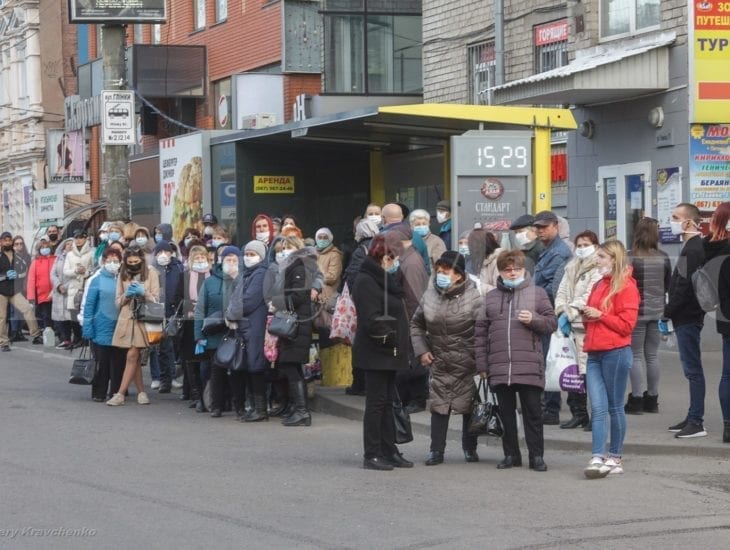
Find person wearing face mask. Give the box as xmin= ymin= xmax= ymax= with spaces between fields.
xmin=352 ymin=235 xmax=413 ymax=470
xmin=150 ymin=241 xmax=184 ymax=394
xmin=106 ymin=224 xmax=125 ymax=247
xmin=314 ymin=227 xmax=343 ymax=324
xmin=93 ymin=223 xmax=111 ymax=267
xmin=51 ymin=238 xmax=75 ymax=349
xmin=435 ymin=200 xmax=452 ymax=250
xmin=62 ymin=229 xmax=93 ymax=349
xmin=409 ymin=209 xmax=446 ymax=269
xmin=251 ymin=214 xmax=275 ymax=247
xmin=475 ymin=230 xmax=504 ymax=295
xmin=107 ymin=247 xmax=161 ymax=406
xmin=45 ymin=225 xmax=61 ymax=253
xmin=153 ymin=223 xmax=174 ymax=248
xmin=82 ymin=248 xmax=125 ymax=401
xmin=280 ymin=214 xmax=299 ymax=234
xmin=178 ymin=227 xmax=202 ymax=262
xmin=663 ymin=203 xmax=708 ymax=439
xmin=27 ymin=237 xmax=56 ymax=332
xmin=209 ymin=225 xmax=230 ymax=257
xmin=365 ymin=203 xmax=383 ymax=228
xmin=225 ymin=241 xmax=269 ymax=421
xmin=133 ymin=227 xmax=154 ymax=262
xmin=411 ymin=251 xmax=482 ymax=466
xmin=475 ymin=250 xmax=557 ymax=472
xmin=201 ymin=213 xmax=218 ymax=245
xmin=581 ymin=241 xmax=639 ymax=478
xmin=195 ymin=245 xmax=245 ymax=418
xmin=554 ymin=230 xmax=603 ymax=430
xmin=510 ymin=215 xmax=544 ymax=275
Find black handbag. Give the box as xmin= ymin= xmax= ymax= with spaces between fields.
xmin=69 ymin=344 xmax=97 ymax=385
xmin=468 ymin=379 xmax=504 ymax=438
xmin=202 ymin=311 xmax=227 ymax=337
xmin=212 ymin=330 xmax=247 ymax=371
xmin=393 ymin=389 xmax=414 ymax=444
xmin=268 ymin=297 xmax=298 ymax=340
xmin=135 ymin=300 xmax=165 ymax=323
xmin=164 ymin=302 xmax=184 ymax=339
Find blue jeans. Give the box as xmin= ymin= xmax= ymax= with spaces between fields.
xmin=721 ymin=336 xmax=730 ymax=421
xmin=675 ymin=323 xmax=705 ymax=424
xmin=586 ymin=346 xmax=632 ymax=458
xmin=149 ymin=347 xmax=160 ymax=381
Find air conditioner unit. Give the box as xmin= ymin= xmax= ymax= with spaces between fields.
xmin=239 ymin=113 xmax=277 ymax=130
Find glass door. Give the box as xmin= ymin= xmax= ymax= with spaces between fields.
xmin=597 ymin=162 xmax=652 ymax=246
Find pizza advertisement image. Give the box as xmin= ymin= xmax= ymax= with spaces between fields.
xmin=159 ymin=134 xmax=204 ymax=242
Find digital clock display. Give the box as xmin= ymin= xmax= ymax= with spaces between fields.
xmin=452 ymin=131 xmax=533 ymax=176
xmin=476 ymin=144 xmax=529 ymax=169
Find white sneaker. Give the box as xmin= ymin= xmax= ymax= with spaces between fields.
xmin=137 ymin=392 xmax=150 ymax=405
xmin=106 ymin=393 xmax=125 ymax=406
xmin=172 ymin=379 xmax=183 ymax=389
xmin=150 ymin=380 xmax=161 ymax=390
xmin=605 ymin=457 xmax=624 ymax=475
xmin=583 ymin=457 xmax=611 ymax=479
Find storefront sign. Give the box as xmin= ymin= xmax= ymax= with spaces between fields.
xmin=159 ymin=134 xmax=204 ymax=241
xmin=690 ymin=2 xmax=730 ymax=122
xmin=656 ymin=167 xmax=682 ymax=244
xmin=35 ymin=188 xmax=65 ymax=221
xmin=47 ymin=129 xmax=85 ymax=184
xmin=689 ymin=123 xmax=730 ymax=226
xmin=253 ymin=175 xmax=295 ymax=194
xmin=534 ymin=19 xmax=569 ymax=46
xmin=68 ymin=0 xmax=166 ymax=23
xmin=65 ymin=95 xmax=102 ymax=131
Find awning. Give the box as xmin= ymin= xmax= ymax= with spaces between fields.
xmin=493 ymin=31 xmax=676 ymax=106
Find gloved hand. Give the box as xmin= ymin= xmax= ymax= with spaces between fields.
xmin=225 ymin=319 xmax=239 ymax=330
xmin=195 ymin=339 xmax=207 ymax=355
xmin=6 ymin=270 xmax=17 ymax=280
xmin=558 ymin=313 xmax=572 ymax=336
xmin=658 ymin=319 xmax=670 ymax=336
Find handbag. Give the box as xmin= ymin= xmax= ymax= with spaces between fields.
xmin=143 ymin=322 xmax=165 ymax=346
xmin=267 ymin=297 xmax=298 ymax=340
xmin=202 ymin=311 xmax=227 ymax=337
xmin=213 ymin=330 xmax=247 ymax=371
xmin=69 ymin=344 xmax=97 ymax=385
xmin=393 ymin=389 xmax=414 ymax=444
xmin=468 ymin=379 xmax=504 ymax=438
xmin=264 ymin=315 xmax=279 ymax=362
xmin=135 ymin=300 xmax=165 ymax=323
xmin=330 ymin=283 xmax=357 ymax=344
xmin=545 ymin=332 xmax=585 ymax=393
xmin=164 ymin=302 xmax=184 ymax=340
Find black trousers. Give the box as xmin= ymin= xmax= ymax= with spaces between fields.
xmin=210 ymin=366 xmax=245 ymax=412
xmin=247 ymin=372 xmax=266 ymax=401
xmin=92 ymin=344 xmax=125 ymax=399
xmin=363 ymin=370 xmax=398 ymax=460
xmin=567 ymin=391 xmax=588 ymax=416
xmin=430 ymin=412 xmax=478 ymax=453
xmin=35 ymin=302 xmax=52 ymax=330
xmin=493 ymin=384 xmax=544 ymax=460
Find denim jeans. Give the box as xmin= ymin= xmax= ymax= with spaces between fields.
xmin=721 ymin=336 xmax=730 ymax=422
xmin=675 ymin=323 xmax=705 ymax=424
xmin=586 ymin=346 xmax=632 ymax=458
xmin=149 ymin=347 xmax=160 ymax=382
xmin=630 ymin=319 xmax=662 ymax=395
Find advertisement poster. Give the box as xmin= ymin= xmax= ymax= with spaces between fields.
xmin=159 ymin=134 xmax=204 ymax=242
xmin=35 ymin=188 xmax=65 ymax=221
xmin=689 ymin=124 xmax=730 ymax=228
xmin=656 ymin=167 xmax=682 ymax=244
xmin=455 ymin=176 xmax=527 ymax=233
xmin=690 ymin=1 xmax=730 ymax=123
xmin=47 ymin=129 xmax=85 ymax=184
xmin=68 ymin=0 xmax=166 ymax=23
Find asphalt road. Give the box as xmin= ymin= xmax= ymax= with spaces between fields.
xmin=1 ymin=348 xmax=730 ymax=549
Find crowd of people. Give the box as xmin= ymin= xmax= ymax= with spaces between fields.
xmin=2 ymin=198 xmax=729 ymax=476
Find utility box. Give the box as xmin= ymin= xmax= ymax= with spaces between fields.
xmin=239 ymin=113 xmax=277 ymax=130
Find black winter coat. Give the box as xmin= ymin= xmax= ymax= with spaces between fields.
xmin=276 ymin=255 xmax=314 ymax=364
xmin=351 ymin=256 xmax=410 ymax=372
xmin=665 ymin=234 xmax=705 ymax=327
xmin=226 ymin=262 xmax=268 ymax=373
xmin=702 ymin=236 xmax=730 ymax=335
xmin=0 ymin=250 xmax=29 ymax=297
xmin=630 ymin=250 xmax=671 ymax=320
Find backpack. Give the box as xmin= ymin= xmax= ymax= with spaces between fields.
xmin=691 ymin=256 xmax=724 ymax=313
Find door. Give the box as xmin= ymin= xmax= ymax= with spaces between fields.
xmin=597 ymin=162 xmax=652 ymax=247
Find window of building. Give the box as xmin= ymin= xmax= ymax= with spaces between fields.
xmin=215 ymin=0 xmax=227 ymax=22
xmin=467 ymin=42 xmax=495 ymax=105
xmin=534 ymin=20 xmax=569 ymax=73
xmin=323 ymin=0 xmax=422 ymax=94
xmin=194 ymin=0 xmax=206 ymax=30
xmin=16 ymin=46 xmax=27 ymax=110
xmin=600 ymin=0 xmax=660 ymax=39
xmin=151 ymin=24 xmax=162 ymax=44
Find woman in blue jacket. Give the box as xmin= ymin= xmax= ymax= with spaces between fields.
xmin=227 ymin=241 xmax=269 ymax=421
xmin=82 ymin=248 xmax=125 ymax=401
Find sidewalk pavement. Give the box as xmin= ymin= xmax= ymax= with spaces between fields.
xmin=11 ymin=340 xmax=728 ymax=457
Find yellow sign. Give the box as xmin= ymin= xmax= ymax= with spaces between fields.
xmin=253 ymin=175 xmax=295 ymax=194
xmin=691 ymin=2 xmax=730 ymax=122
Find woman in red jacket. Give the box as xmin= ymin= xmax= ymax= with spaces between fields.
xmin=582 ymin=240 xmax=640 ymax=479
xmin=27 ymin=237 xmax=55 ymax=330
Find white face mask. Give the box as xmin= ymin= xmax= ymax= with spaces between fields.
xmin=281 ymin=249 xmax=294 ymax=259
xmin=514 ymin=231 xmax=532 ymax=248
xmin=436 ymin=211 xmax=448 ymax=224
xmin=156 ymin=254 xmax=171 ymax=266
xmin=243 ymin=256 xmax=261 ymax=268
xmin=575 ymin=246 xmax=595 ymax=260
xmin=135 ymin=236 xmax=148 ymax=247
xmin=105 ymin=262 xmax=120 ymax=275
xmin=367 ymin=215 xmax=382 ymax=226
xmin=192 ymin=262 xmax=209 ymax=273
xmin=204 ymin=226 xmax=214 ymax=236
xmin=670 ymin=220 xmax=685 ymax=236
xmin=256 ymin=231 xmax=269 ymax=243
xmin=275 ymin=252 xmax=286 ymax=264
xmin=222 ymin=263 xmax=238 ymax=277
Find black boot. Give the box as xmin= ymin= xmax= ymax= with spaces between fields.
xmin=560 ymin=414 xmax=589 ymax=429
xmin=245 ymin=394 xmax=269 ymax=422
xmin=624 ymin=393 xmax=644 ymax=415
xmin=643 ymin=391 xmax=659 ymax=413
xmin=724 ymin=421 xmax=730 ymax=444
xmin=282 ymin=380 xmax=311 ymax=426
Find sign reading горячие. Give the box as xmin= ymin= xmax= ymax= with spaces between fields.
xmin=253 ymin=175 xmax=295 ymax=194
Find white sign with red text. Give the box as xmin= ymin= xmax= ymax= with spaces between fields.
xmin=159 ymin=133 xmax=204 ymax=242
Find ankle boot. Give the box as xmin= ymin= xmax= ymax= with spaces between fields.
xmin=245 ymin=394 xmax=269 ymax=422
xmin=282 ymin=380 xmax=311 ymax=426
xmin=642 ymin=391 xmax=659 ymax=413
xmin=724 ymin=421 xmax=730 ymax=443
xmin=560 ymin=413 xmax=589 ymax=429
xmin=624 ymin=393 xmax=644 ymax=415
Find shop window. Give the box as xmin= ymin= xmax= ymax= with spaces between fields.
xmin=467 ymin=41 xmax=495 ymax=105
xmin=215 ymin=0 xmax=227 ymax=22
xmin=194 ymin=0 xmax=206 ymax=31
xmin=600 ymin=0 xmax=660 ymax=39
xmin=534 ymin=20 xmax=568 ymax=73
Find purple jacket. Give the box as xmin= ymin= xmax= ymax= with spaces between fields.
xmin=474 ymin=274 xmax=556 ymax=389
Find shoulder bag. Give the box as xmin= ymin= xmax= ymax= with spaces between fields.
xmin=467 ymin=378 xmax=504 ymax=438
xmin=135 ymin=300 xmax=166 ymax=324
xmin=69 ymin=343 xmax=97 ymax=385
xmin=267 ymin=296 xmax=298 ymax=340
xmin=213 ymin=330 xmax=247 ymax=371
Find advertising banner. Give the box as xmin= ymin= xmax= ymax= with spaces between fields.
xmin=690 ymin=1 xmax=730 ymax=122
xmin=68 ymin=0 xmax=166 ymax=23
xmin=656 ymin=167 xmax=682 ymax=244
xmin=689 ymin=124 xmax=730 ymax=227
xmin=253 ymin=175 xmax=295 ymax=194
xmin=159 ymin=134 xmax=204 ymax=242
xmin=455 ymin=176 xmax=528 ymax=232
xmin=35 ymin=188 xmax=65 ymax=221
xmin=47 ymin=129 xmax=85 ymax=185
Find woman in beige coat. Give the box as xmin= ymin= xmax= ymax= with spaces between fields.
xmin=554 ymin=230 xmax=602 ymax=429
xmin=314 ymin=227 xmax=343 ymax=308
xmin=107 ymin=246 xmax=160 ymax=406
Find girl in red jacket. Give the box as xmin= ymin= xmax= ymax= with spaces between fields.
xmin=27 ymin=238 xmax=55 ymax=330
xmin=582 ymin=240 xmax=639 ymax=479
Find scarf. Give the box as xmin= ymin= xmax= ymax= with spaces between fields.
xmin=189 ymin=270 xmax=210 ymax=303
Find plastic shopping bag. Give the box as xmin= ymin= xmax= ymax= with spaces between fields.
xmin=545 ymin=332 xmax=585 ymax=393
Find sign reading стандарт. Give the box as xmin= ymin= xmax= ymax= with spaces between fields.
xmin=253 ymin=175 xmax=295 ymax=194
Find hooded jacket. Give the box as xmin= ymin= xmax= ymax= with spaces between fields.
xmin=62 ymin=240 xmax=93 ymax=310
xmin=316 ymin=243 xmax=343 ymax=306
xmin=82 ymin=267 xmax=119 ymax=346
xmin=26 ymin=253 xmax=55 ymax=304
xmin=583 ymin=272 xmax=640 ymax=352
xmin=156 ymin=223 xmax=173 ymax=243
xmin=474 ymin=273 xmax=557 ymax=388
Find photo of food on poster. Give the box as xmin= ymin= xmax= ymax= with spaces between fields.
xmin=159 ymin=134 xmax=204 ymax=242
xmin=656 ymin=167 xmax=682 ymax=244
xmin=689 ymin=124 xmax=730 ymax=231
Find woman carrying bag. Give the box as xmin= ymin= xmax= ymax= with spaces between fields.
xmin=410 ymin=251 xmax=482 ymax=466
xmin=352 ymin=235 xmax=413 ymax=470
xmin=107 ymin=246 xmax=160 ymax=406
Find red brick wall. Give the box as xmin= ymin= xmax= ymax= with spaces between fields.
xmin=283 ymin=74 xmax=322 ymax=122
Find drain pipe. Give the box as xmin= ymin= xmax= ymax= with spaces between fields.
xmin=494 ymin=0 xmax=505 ymax=86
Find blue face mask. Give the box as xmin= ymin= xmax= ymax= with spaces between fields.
xmin=40 ymin=247 xmax=51 ymax=256
xmin=109 ymin=232 xmax=121 ymax=242
xmin=435 ymin=273 xmax=452 ymax=289
xmin=386 ymin=259 xmax=400 ymax=274
xmin=458 ymin=245 xmax=469 ymax=256
xmin=211 ymin=239 xmax=224 ymax=249
xmin=502 ymin=277 xmax=525 ymax=289
xmin=316 ymin=239 xmax=331 ymax=250
xmin=413 ymin=225 xmax=430 ymax=238
xmin=154 ymin=234 xmax=163 ymax=243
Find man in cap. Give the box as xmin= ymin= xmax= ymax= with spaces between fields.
xmin=0 ymin=231 xmax=42 ymax=351
xmin=201 ymin=213 xmax=218 ymax=246
xmin=436 ymin=200 xmax=452 ymax=250
xmin=510 ymin=214 xmax=544 ymax=274
xmin=532 ymin=210 xmax=573 ymax=425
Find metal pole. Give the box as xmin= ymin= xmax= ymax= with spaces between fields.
xmin=494 ymin=0 xmax=504 ymax=86
xmin=101 ymin=24 xmax=130 ymax=221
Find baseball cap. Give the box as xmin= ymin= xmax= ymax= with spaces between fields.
xmin=72 ymin=229 xmax=88 ymax=238
xmin=510 ymin=214 xmax=536 ymax=230
xmin=202 ymin=213 xmax=218 ymax=225
xmin=436 ymin=200 xmax=451 ymax=212
xmin=532 ymin=211 xmax=559 ymax=227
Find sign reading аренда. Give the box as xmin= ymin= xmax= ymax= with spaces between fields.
xmin=253 ymin=175 xmax=295 ymax=194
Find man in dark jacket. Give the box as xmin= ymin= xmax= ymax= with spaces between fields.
xmin=153 ymin=241 xmax=184 ymax=392
xmin=436 ymin=200 xmax=452 ymax=250
xmin=664 ymin=203 xmax=707 ymax=438
xmin=510 ymin=214 xmax=544 ymax=275
xmin=0 ymin=231 xmax=42 ymax=351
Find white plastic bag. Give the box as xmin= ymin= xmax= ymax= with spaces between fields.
xmin=545 ymin=332 xmax=584 ymax=393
